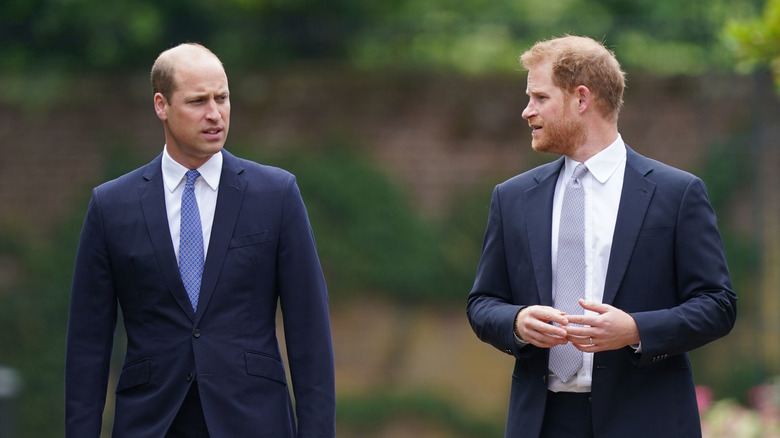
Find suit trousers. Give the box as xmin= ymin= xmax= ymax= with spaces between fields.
xmin=540 ymin=391 xmax=593 ymax=438
xmin=166 ymin=382 xmax=210 ymax=438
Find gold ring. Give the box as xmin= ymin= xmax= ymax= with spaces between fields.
xmin=589 ymin=337 xmax=593 ymax=346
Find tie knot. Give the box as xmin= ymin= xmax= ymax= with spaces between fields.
xmin=185 ymin=170 xmax=200 ymax=188
xmin=571 ymin=163 xmax=588 ymax=182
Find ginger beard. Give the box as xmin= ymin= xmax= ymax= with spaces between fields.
xmin=530 ymin=96 xmax=586 ymax=158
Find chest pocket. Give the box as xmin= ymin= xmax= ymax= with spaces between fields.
xmin=229 ymin=230 xmax=271 ymax=248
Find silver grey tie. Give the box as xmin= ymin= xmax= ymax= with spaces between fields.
xmin=549 ymin=163 xmax=588 ymax=382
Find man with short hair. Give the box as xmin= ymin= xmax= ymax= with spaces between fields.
xmin=467 ymin=35 xmax=736 ymax=438
xmin=66 ymin=43 xmax=335 ymax=438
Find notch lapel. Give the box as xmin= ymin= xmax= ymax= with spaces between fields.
xmin=526 ymin=159 xmax=564 ymax=306
xmin=138 ymin=155 xmax=197 ymax=319
xmin=602 ymin=149 xmax=656 ymax=305
xmin=194 ymin=152 xmax=246 ymax=322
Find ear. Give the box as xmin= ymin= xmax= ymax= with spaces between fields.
xmin=574 ymin=85 xmax=591 ymax=113
xmin=154 ymin=93 xmax=168 ymax=121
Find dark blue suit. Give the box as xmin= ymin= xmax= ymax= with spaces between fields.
xmin=467 ymin=147 xmax=736 ymax=437
xmin=66 ymin=150 xmax=335 ymax=437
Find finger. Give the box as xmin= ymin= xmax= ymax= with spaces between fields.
xmin=578 ymin=299 xmax=612 ymax=314
xmin=532 ymin=319 xmax=569 ymax=338
xmin=522 ymin=306 xmax=566 ymax=321
xmin=562 ymin=326 xmax=593 ymax=340
xmin=533 ymin=308 xmax=569 ymax=326
xmin=563 ymin=315 xmax=595 ymax=328
xmin=517 ymin=306 xmax=569 ymax=344
xmin=538 ymin=335 xmax=570 ymax=348
xmin=566 ymin=334 xmax=591 ymax=346
xmin=524 ymin=306 xmax=569 ymax=329
xmin=571 ymin=334 xmax=602 ymax=351
xmin=524 ymin=328 xmax=568 ymax=348
xmin=573 ymin=342 xmax=599 ymax=352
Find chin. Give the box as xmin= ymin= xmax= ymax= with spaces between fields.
xmin=532 ymin=141 xmax=569 ymax=156
xmin=531 ymin=139 xmax=550 ymax=153
xmin=203 ymin=143 xmax=226 ymax=154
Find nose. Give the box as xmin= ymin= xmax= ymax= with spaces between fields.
xmin=522 ymin=100 xmax=535 ymax=120
xmin=205 ymin=100 xmax=222 ymax=121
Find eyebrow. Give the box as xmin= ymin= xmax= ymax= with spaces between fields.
xmin=184 ymin=89 xmax=229 ymax=99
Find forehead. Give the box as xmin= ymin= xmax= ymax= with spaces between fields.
xmin=172 ymin=55 xmax=229 ymax=96
xmin=525 ymin=61 xmax=558 ymax=95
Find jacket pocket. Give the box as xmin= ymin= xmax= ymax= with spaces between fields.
xmin=637 ymin=226 xmax=674 ymax=239
xmin=230 ymin=231 xmax=271 ymax=248
xmin=245 ymin=351 xmax=287 ymax=385
xmin=115 ymin=357 xmax=151 ymax=393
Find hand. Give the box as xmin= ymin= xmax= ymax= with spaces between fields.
xmin=514 ymin=305 xmax=571 ymax=348
xmin=564 ymin=299 xmax=641 ymax=352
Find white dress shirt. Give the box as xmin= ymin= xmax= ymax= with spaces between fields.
xmin=161 ymin=146 xmax=222 ymax=262
xmin=548 ymin=135 xmax=626 ymax=393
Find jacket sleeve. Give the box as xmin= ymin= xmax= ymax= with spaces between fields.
xmin=65 ymin=189 xmax=118 ymax=437
xmin=631 ymin=177 xmax=737 ymax=366
xmin=466 ymin=185 xmax=526 ymax=359
xmin=276 ymin=175 xmax=336 ymax=438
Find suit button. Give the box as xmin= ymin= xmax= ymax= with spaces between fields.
xmin=186 ymin=373 xmax=193 ymax=382
xmin=193 ymin=329 xmax=201 ymax=338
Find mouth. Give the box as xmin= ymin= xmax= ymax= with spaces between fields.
xmin=202 ymin=127 xmax=224 ymax=139
xmin=530 ymin=124 xmax=542 ymax=135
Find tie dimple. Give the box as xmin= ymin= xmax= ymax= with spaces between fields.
xmin=179 ymin=169 xmax=204 ymax=311
xmin=549 ymin=163 xmax=588 ymax=382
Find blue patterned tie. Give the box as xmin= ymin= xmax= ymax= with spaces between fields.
xmin=179 ymin=169 xmax=204 ymax=311
xmin=550 ymin=163 xmax=588 ymax=382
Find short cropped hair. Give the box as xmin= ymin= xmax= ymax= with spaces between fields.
xmin=520 ymin=35 xmax=626 ymax=122
xmin=150 ymin=43 xmax=220 ymax=101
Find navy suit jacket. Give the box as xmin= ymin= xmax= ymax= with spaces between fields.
xmin=466 ymin=147 xmax=736 ymax=438
xmin=66 ymin=150 xmax=335 ymax=437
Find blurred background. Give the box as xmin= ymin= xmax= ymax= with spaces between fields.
xmin=1 ymin=0 xmax=779 ymax=436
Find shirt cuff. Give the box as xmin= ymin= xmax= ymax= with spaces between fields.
xmin=513 ymin=308 xmax=530 ymax=347
xmin=514 ymin=332 xmax=530 ymax=347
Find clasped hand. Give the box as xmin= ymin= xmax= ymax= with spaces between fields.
xmin=515 ymin=299 xmax=640 ymax=352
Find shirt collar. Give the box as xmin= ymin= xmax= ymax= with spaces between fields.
xmin=162 ymin=146 xmax=223 ymax=193
xmin=563 ymin=134 xmax=626 ymax=184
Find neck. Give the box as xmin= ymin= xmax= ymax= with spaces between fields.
xmin=568 ymin=123 xmax=618 ymax=163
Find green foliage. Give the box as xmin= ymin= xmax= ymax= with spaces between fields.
xmin=0 ymin=0 xmax=377 ymax=73
xmin=0 ymin=142 xmax=150 ymax=437
xmin=337 ymin=390 xmax=504 ymax=437
xmin=0 ymin=0 xmax=765 ymax=77
xmin=236 ymin=143 xmax=486 ymax=303
xmin=0 ymin=217 xmax=84 ymax=437
xmin=695 ymin=133 xmax=760 ymax=290
xmin=725 ymin=0 xmax=780 ymax=93
xmin=690 ymin=133 xmax=762 ymax=402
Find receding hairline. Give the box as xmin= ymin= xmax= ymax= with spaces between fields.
xmin=157 ymin=43 xmax=221 ymax=66
xmin=151 ymin=43 xmax=224 ymax=100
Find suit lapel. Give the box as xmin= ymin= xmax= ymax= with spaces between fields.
xmin=526 ymin=158 xmax=564 ymax=306
xmin=602 ymin=148 xmax=656 ymax=305
xmin=138 ymin=155 xmax=197 ymax=319
xmin=195 ymin=151 xmax=246 ymax=322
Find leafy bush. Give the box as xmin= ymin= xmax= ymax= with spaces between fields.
xmin=238 ymin=143 xmax=485 ymax=303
